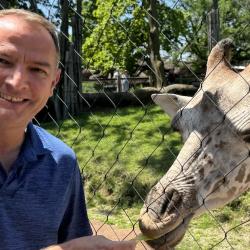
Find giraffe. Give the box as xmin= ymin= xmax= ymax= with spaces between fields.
xmin=138 ymin=39 xmax=250 ymax=249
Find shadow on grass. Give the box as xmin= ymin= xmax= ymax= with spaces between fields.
xmin=140 ymin=136 xmax=182 ymax=175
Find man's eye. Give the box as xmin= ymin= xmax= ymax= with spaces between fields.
xmin=31 ymin=68 xmax=47 ymax=76
xmin=0 ymin=58 xmax=11 ymax=65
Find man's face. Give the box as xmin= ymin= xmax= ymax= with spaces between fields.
xmin=0 ymin=15 xmax=60 ymax=129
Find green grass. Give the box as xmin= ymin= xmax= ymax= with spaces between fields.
xmin=42 ymin=105 xmax=250 ymax=249
xmin=178 ymin=197 xmax=250 ymax=249
xmin=43 ymin=105 xmax=181 ymax=207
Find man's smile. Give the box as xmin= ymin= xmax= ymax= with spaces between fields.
xmin=0 ymin=92 xmax=27 ymax=103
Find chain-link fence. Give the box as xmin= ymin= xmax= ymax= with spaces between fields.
xmin=2 ymin=0 xmax=250 ymax=249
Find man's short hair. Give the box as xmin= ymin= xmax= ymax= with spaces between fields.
xmin=0 ymin=8 xmax=60 ymax=63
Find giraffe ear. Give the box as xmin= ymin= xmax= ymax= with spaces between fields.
xmin=151 ymin=93 xmax=192 ymax=118
xmin=206 ymin=38 xmax=235 ymax=78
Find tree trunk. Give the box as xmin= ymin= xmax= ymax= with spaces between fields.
xmin=71 ymin=0 xmax=83 ymax=114
xmin=208 ymin=0 xmax=220 ymax=52
xmin=147 ymin=0 xmax=166 ymax=88
xmin=54 ymin=0 xmax=70 ymax=120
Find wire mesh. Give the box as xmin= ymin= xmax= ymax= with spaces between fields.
xmin=1 ymin=1 xmax=250 ymax=249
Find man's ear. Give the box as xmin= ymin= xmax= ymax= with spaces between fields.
xmin=50 ymin=68 xmax=61 ymax=97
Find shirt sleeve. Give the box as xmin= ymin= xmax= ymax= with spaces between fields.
xmin=58 ymin=161 xmax=93 ymax=243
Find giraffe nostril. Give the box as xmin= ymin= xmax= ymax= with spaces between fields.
xmin=160 ymin=189 xmax=182 ymax=217
xmin=243 ymin=135 xmax=250 ymax=143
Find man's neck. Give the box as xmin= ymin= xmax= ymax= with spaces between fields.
xmin=0 ymin=128 xmax=25 ymax=173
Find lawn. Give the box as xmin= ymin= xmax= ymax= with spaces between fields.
xmin=42 ymin=105 xmax=250 ymax=249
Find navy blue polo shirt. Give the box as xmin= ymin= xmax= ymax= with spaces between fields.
xmin=0 ymin=123 xmax=92 ymax=250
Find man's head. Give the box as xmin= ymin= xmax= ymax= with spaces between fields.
xmin=0 ymin=9 xmax=60 ymax=63
xmin=0 ymin=9 xmax=61 ymax=129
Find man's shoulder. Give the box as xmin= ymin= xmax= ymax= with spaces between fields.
xmin=30 ymin=124 xmax=76 ymax=160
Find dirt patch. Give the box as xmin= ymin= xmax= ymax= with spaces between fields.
xmin=91 ymin=220 xmax=151 ymax=250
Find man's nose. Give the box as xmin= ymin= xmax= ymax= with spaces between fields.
xmin=6 ymin=66 xmax=28 ymax=89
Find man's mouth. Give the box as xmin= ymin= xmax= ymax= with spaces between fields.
xmin=0 ymin=92 xmax=26 ymax=103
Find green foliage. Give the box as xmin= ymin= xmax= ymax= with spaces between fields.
xmin=82 ymin=0 xmax=148 ymax=74
xmin=219 ymin=0 xmax=250 ymax=64
xmin=176 ymin=0 xmax=212 ymax=70
xmin=177 ymin=0 xmax=250 ymax=71
xmin=82 ymin=0 xmax=188 ymax=75
xmin=157 ymin=2 xmax=187 ymax=53
xmin=82 ymin=0 xmax=98 ymax=39
xmin=81 ymin=0 xmax=250 ymax=75
xmin=9 ymin=0 xmax=250 ymax=76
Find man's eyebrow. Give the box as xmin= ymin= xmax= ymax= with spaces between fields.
xmin=0 ymin=51 xmax=53 ymax=68
xmin=31 ymin=61 xmax=52 ymax=68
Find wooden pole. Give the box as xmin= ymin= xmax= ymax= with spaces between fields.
xmin=208 ymin=0 xmax=220 ymax=51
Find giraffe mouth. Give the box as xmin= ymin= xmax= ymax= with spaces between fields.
xmin=139 ymin=213 xmax=193 ymax=249
xmin=139 ymin=187 xmax=197 ymax=248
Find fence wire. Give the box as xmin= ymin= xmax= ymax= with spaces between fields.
xmin=2 ymin=1 xmax=250 ymax=249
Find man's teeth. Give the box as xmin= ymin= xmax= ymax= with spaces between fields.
xmin=0 ymin=92 xmax=24 ymax=103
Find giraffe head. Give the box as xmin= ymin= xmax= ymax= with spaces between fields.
xmin=139 ymin=39 xmax=250 ymax=249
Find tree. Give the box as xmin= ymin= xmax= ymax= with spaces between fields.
xmin=145 ymin=0 xmax=166 ymax=88
xmin=176 ymin=0 xmax=211 ymax=72
xmin=144 ymin=0 xmax=186 ymax=87
xmin=219 ymin=0 xmax=250 ymax=64
xmin=82 ymin=0 xmax=186 ymax=88
xmin=82 ymin=0 xmax=148 ymax=75
xmin=177 ymin=0 xmax=250 ymax=72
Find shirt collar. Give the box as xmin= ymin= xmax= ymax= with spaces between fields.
xmin=21 ymin=122 xmax=51 ymax=163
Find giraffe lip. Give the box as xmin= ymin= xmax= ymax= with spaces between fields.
xmin=143 ymin=214 xmax=193 ymax=249
xmin=139 ymin=212 xmax=179 ymax=238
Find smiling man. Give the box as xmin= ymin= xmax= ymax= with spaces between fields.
xmin=0 ymin=9 xmax=135 ymax=250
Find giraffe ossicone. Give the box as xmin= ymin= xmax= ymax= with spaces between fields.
xmin=139 ymin=38 xmax=250 ymax=249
